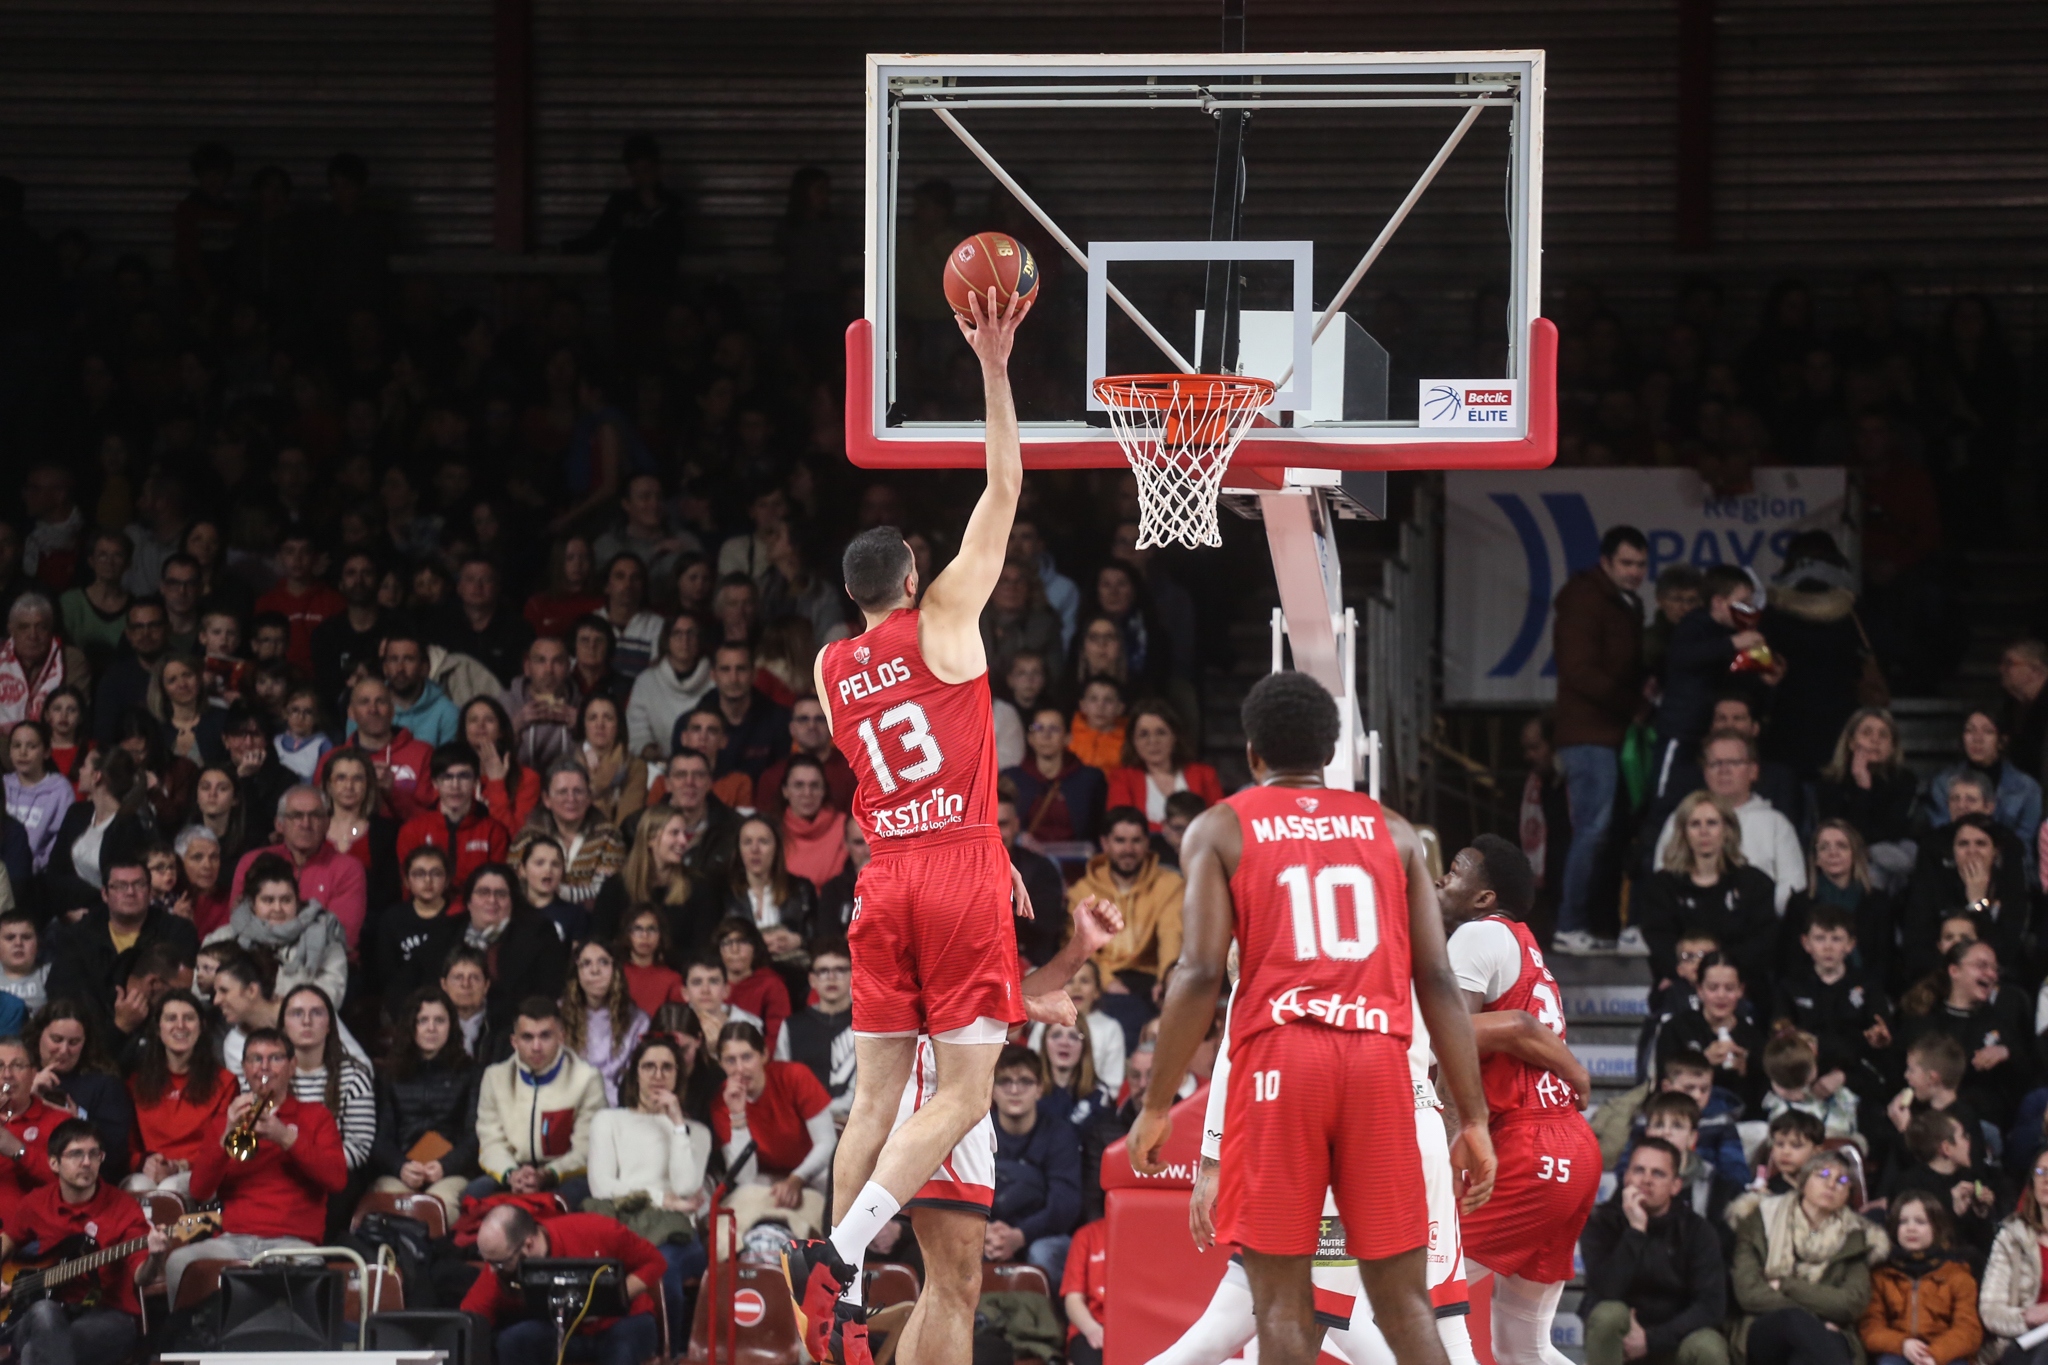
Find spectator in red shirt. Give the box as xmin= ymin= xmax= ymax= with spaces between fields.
xmin=1102 ymin=700 xmax=1224 ymax=832
xmin=229 ymin=784 xmax=370 ymax=955
xmin=320 ymin=677 xmax=433 ymax=822
xmin=125 ymin=989 xmax=236 ymax=1197
xmin=712 ymin=917 xmax=791 ymax=1055
xmin=1061 ymin=1216 xmax=1110 ymax=1365
xmin=397 ymin=742 xmax=510 ymax=892
xmin=462 ymin=695 xmax=541 ymax=830
xmin=164 ymin=1026 xmax=348 ymax=1302
xmin=710 ymin=1021 xmax=833 ymax=1237
xmin=252 ymin=531 xmax=346 ymax=676
xmin=753 ymin=697 xmax=856 ymax=820
xmin=0 ymin=1116 xmax=170 ymax=1365
xmin=0 ymin=1036 xmax=63 ymax=1222
xmin=464 ymin=1204 xmax=665 ymax=1365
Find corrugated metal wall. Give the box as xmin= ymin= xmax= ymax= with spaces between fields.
xmin=0 ymin=0 xmax=494 ymax=260
xmin=1 ymin=1 xmax=2037 ymax=338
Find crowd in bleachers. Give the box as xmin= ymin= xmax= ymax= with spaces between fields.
xmin=0 ymin=126 xmax=2042 ymax=1364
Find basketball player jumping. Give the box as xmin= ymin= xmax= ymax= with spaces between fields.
xmin=1132 ymin=671 xmax=1497 ymax=1365
xmin=785 ymin=285 xmax=1034 ymax=1364
xmin=1440 ymin=834 xmax=1603 ymax=1365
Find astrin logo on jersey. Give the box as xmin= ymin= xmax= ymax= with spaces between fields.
xmin=1269 ymin=986 xmax=1391 ymax=1032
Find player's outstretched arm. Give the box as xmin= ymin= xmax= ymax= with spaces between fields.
xmin=921 ymin=288 xmax=1027 ymax=666
xmin=1471 ymin=1010 xmax=1591 ymax=1109
xmin=1130 ymin=804 xmax=1238 ymax=1175
xmin=1394 ymin=811 xmax=1496 ymax=1212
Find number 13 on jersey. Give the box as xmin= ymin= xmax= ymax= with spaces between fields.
xmin=856 ymin=701 xmax=943 ymax=792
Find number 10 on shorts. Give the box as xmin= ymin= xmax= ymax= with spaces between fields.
xmin=1253 ymin=1070 xmax=1282 ymax=1102
xmin=1536 ymin=1155 xmax=1572 ymax=1182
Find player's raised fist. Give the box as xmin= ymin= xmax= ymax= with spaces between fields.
xmin=1069 ymin=896 xmax=1125 ymax=956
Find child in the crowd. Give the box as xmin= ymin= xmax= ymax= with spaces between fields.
xmin=1775 ymin=902 xmax=1895 ymax=1098
xmin=199 ymin=607 xmax=249 ymax=706
xmin=1654 ymin=951 xmax=1769 ymax=1112
xmin=1151 ymin=791 xmax=1206 ymax=871
xmin=145 ymin=842 xmax=185 ymax=918
xmin=1061 ymin=1216 xmax=1110 ymax=1365
xmin=250 ymin=613 xmax=290 ymax=664
xmin=1603 ymin=1054 xmax=1750 ymax=1189
xmin=1761 ymin=1027 xmax=1861 ymax=1140
xmin=1883 ymin=1109 xmax=2000 ymax=1260
xmin=0 ymin=909 xmax=49 ymax=1015
xmin=1858 ymin=1192 xmax=1983 ymax=1365
xmin=1637 ymin=930 xmax=1721 ymax=1079
xmin=276 ymin=684 xmax=333 ymax=781
xmin=193 ymin=940 xmax=235 ymax=999
xmin=1626 ymin=1091 xmax=1743 ymax=1253
xmin=1754 ymin=1109 xmax=1826 ymax=1193
xmin=1889 ymin=1034 xmax=1995 ymax=1178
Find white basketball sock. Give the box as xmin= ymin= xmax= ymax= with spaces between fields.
xmin=827 ymin=1182 xmax=900 ymax=1297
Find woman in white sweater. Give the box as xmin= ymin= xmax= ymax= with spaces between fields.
xmin=585 ymin=1035 xmax=713 ymax=1329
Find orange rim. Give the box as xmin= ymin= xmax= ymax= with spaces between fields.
xmin=1092 ymin=373 xmax=1276 ymax=411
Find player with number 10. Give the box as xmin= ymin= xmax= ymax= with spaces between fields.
xmin=1132 ymin=672 xmax=1498 ymax=1365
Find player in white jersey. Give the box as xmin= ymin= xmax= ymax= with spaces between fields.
xmin=1153 ymin=983 xmax=1588 ymax=1365
xmin=874 ymin=897 xmax=1123 ymax=1365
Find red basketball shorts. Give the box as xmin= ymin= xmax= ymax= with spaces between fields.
xmin=848 ymin=836 xmax=1023 ymax=1036
xmin=1213 ymin=1024 xmax=1425 ymax=1260
xmin=1460 ymin=1111 xmax=1600 ymax=1283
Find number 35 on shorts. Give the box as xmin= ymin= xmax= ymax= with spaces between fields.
xmin=1535 ymin=1154 xmax=1572 ymax=1182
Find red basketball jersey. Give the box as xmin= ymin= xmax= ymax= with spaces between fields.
xmin=820 ymin=608 xmax=999 ymax=852
xmin=1461 ymin=915 xmax=1577 ymax=1121
xmin=1223 ymin=784 xmax=1413 ymax=1051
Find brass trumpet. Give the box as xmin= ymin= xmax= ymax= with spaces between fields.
xmin=225 ymin=1096 xmax=274 ymax=1161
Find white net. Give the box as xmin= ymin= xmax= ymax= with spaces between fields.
xmin=1093 ymin=373 xmax=1278 ymax=549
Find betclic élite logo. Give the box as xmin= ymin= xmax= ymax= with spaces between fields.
xmin=1419 ymin=379 xmax=1521 ymax=429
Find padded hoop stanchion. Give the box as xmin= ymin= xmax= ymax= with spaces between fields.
xmin=843 ymin=315 xmax=1559 ymax=473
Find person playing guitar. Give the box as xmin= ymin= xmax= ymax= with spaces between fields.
xmin=0 ymin=1118 xmax=171 ymax=1363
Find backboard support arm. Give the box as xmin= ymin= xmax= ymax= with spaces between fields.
xmin=1262 ymin=483 xmax=1369 ymax=791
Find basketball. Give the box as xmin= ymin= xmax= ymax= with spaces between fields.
xmin=943 ymin=231 xmax=1039 ymax=321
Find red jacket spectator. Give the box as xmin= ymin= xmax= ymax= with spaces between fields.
xmin=1060 ymin=1217 xmax=1109 ymax=1348
xmin=709 ymin=1061 xmax=831 ymax=1175
xmin=0 ymin=1096 xmax=63 ymax=1222
xmin=481 ymin=766 xmax=543 ymax=831
xmin=3 ymin=1175 xmax=153 ymax=1313
xmin=188 ymin=1092 xmax=347 ymax=1238
xmin=1103 ymin=763 xmax=1225 ymax=830
xmin=397 ymin=806 xmax=510 ymax=891
xmin=727 ymin=969 xmax=791 ymax=1056
xmin=462 ymin=1212 xmax=666 ymax=1335
xmin=622 ymin=962 xmax=683 ymax=1021
xmin=318 ymin=727 xmax=434 ymax=822
xmin=129 ymin=1067 xmax=237 ymax=1174
xmin=254 ymin=581 xmax=346 ymax=676
xmin=229 ymin=843 xmax=369 ymax=956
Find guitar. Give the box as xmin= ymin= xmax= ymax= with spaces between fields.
xmin=0 ymin=1209 xmax=219 ymax=1320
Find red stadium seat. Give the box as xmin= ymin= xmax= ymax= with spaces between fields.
xmin=866 ymin=1262 xmax=921 ymax=1307
xmin=980 ymin=1263 xmax=1050 ymax=1298
xmin=351 ymin=1187 xmax=450 ymax=1241
xmin=686 ymin=1260 xmax=803 ymax=1365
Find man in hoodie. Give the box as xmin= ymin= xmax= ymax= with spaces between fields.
xmin=626 ymin=612 xmax=712 ymax=759
xmin=1548 ymin=524 xmax=1648 ymax=956
xmin=320 ymin=676 xmax=433 ymax=822
xmin=1065 ymin=807 xmax=1181 ymax=1024
xmin=470 ymin=997 xmax=606 ymax=1206
xmin=1578 ymin=1137 xmax=1730 ymax=1365
xmin=1651 ymin=731 xmax=1806 ymax=911
xmin=380 ymin=631 xmax=458 ymax=747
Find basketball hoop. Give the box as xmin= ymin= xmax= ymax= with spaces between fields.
xmin=1092 ymin=372 xmax=1277 ymax=549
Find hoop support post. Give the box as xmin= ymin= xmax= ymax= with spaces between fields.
xmin=928 ymin=107 xmax=1195 ymax=374
xmin=1261 ymin=483 xmax=1369 ymax=791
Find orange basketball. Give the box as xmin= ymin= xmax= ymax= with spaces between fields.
xmin=943 ymin=232 xmax=1039 ymax=321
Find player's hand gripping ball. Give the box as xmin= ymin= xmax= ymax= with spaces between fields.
xmin=944 ymin=232 xmax=1038 ymax=321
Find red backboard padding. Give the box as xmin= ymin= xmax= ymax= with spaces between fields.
xmin=843 ymin=316 xmax=1558 ymax=473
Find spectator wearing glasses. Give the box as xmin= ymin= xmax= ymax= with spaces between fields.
xmin=1653 ymin=731 xmax=1806 ymax=913
xmin=397 ymin=742 xmax=512 ymax=894
xmin=90 ymin=596 xmax=169 ymax=749
xmin=0 ymin=1116 xmax=168 ymax=1365
xmin=1004 ymin=706 xmax=1107 ymax=847
xmin=157 ymin=552 xmax=203 ymax=654
xmin=754 ymin=695 xmax=856 ymax=822
xmin=1103 ymin=700 xmax=1222 ymax=833
xmin=227 ymin=785 xmax=370 ymax=958
xmin=1727 ymin=1152 xmax=1878 ymax=1365
xmin=626 ymin=612 xmax=712 ymax=760
xmin=46 ymin=850 xmax=198 ymax=1020
xmin=775 ymin=939 xmax=854 ymax=1123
